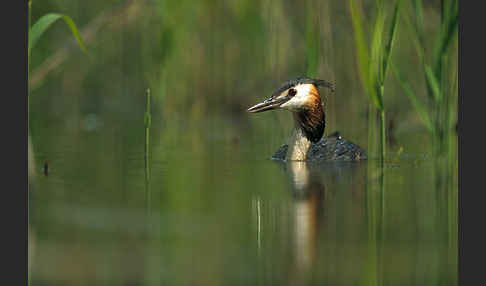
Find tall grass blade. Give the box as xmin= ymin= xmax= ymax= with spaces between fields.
xmin=349 ymin=0 xmax=379 ymax=109
xmin=60 ymin=15 xmax=88 ymax=53
xmin=433 ymin=6 xmax=458 ymax=75
xmin=144 ymin=88 xmax=152 ymax=217
xmin=29 ymin=14 xmax=62 ymax=52
xmin=29 ymin=13 xmax=87 ymax=54
xmin=412 ymin=0 xmax=424 ymax=46
xmin=382 ymin=0 xmax=401 ymax=80
xmin=392 ymin=63 xmax=434 ymax=132
xmin=370 ymin=2 xmax=384 ymax=87
xmin=28 ymin=1 xmax=32 ymax=67
xmin=425 ymin=65 xmax=441 ymax=102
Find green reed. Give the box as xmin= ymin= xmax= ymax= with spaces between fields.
xmin=144 ymin=88 xmax=152 ymax=216
xmin=349 ymin=0 xmax=402 ymax=165
xmin=28 ymin=1 xmax=86 ymax=128
xmin=363 ymin=160 xmax=386 ymax=286
xmin=28 ymin=0 xmax=32 ymax=84
xmin=28 ymin=1 xmax=32 ymax=153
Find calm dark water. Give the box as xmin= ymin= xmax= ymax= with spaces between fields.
xmin=28 ymin=116 xmax=457 ymax=286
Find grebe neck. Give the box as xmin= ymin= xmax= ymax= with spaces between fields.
xmin=288 ymin=125 xmax=312 ymax=161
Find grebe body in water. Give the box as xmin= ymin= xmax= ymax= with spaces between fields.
xmin=247 ymin=77 xmax=366 ymax=161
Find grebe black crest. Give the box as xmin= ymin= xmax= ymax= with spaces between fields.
xmin=248 ymin=77 xmax=366 ymax=161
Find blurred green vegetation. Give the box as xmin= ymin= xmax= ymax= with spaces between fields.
xmin=28 ymin=0 xmax=457 ymax=285
xmin=29 ymin=0 xmax=457 ymax=154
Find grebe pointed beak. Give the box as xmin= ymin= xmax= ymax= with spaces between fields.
xmin=247 ymin=95 xmax=290 ymax=113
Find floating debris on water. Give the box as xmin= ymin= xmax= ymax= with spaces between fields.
xmin=43 ymin=161 xmax=49 ymax=177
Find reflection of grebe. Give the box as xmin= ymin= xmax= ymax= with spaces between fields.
xmin=288 ymin=162 xmax=323 ymax=275
xmin=248 ymin=77 xmax=366 ymax=161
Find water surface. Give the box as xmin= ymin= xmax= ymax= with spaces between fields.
xmin=29 ymin=116 xmax=457 ymax=285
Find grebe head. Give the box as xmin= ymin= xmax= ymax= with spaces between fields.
xmin=247 ymin=77 xmax=334 ymax=142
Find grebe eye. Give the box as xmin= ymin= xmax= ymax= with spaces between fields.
xmin=288 ymin=88 xmax=296 ymax=97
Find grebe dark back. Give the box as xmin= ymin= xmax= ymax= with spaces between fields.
xmin=247 ymin=77 xmax=366 ymax=161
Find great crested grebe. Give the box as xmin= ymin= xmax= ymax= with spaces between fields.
xmin=247 ymin=77 xmax=366 ymax=161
